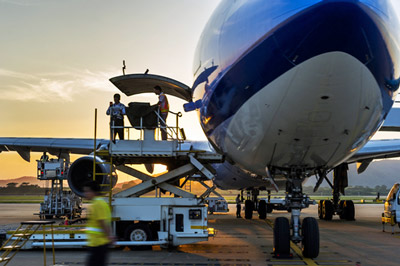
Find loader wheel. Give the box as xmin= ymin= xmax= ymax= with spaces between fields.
xmin=124 ymin=223 xmax=152 ymax=242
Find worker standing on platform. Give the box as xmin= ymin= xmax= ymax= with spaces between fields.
xmin=84 ymin=181 xmax=114 ymax=266
xmin=40 ymin=152 xmax=49 ymax=169
xmin=236 ymin=194 xmax=242 ymax=218
xmin=154 ymin=85 xmax=169 ymax=140
xmin=106 ymin=93 xmax=126 ymax=140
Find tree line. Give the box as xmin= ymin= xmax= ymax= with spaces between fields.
xmin=0 ymin=182 xmax=46 ymax=194
xmin=303 ymin=185 xmax=390 ymax=197
xmin=0 ymin=182 xmax=392 ymax=197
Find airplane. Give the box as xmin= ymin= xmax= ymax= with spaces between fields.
xmin=2 ymin=0 xmax=400 ymax=259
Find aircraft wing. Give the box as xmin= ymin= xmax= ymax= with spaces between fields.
xmin=0 ymin=137 xmax=109 ymax=162
xmin=380 ymin=107 xmax=400 ymax=131
xmin=346 ymin=139 xmax=400 ymax=173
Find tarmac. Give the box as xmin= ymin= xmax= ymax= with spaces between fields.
xmin=1 ymin=203 xmax=400 ymax=266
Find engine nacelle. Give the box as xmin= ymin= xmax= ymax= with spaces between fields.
xmin=67 ymin=156 xmax=117 ymax=197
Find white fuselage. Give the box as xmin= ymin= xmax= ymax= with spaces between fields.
xmin=192 ymin=0 xmax=400 ymax=189
xmin=224 ymin=52 xmax=382 ymax=175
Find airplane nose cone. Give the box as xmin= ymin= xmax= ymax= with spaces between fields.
xmin=201 ymin=0 xmax=400 ymax=173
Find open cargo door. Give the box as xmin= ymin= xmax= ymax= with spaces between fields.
xmin=110 ymin=74 xmax=192 ymax=102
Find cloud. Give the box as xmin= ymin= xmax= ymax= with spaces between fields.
xmin=0 ymin=69 xmax=36 ymax=80
xmin=0 ymin=68 xmax=117 ymax=102
xmin=0 ymin=0 xmax=44 ymax=6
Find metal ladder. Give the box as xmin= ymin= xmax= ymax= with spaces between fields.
xmin=0 ymin=221 xmax=55 ymax=266
xmin=93 ymin=109 xmax=114 ymax=209
xmin=94 ymin=149 xmax=114 ymax=209
xmin=184 ymin=180 xmax=192 ymax=192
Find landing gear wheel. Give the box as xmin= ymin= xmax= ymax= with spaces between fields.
xmin=339 ymin=200 xmax=346 ymax=219
xmin=318 ymin=200 xmax=323 ymax=219
xmin=322 ymin=200 xmax=334 ymax=220
xmin=245 ymin=200 xmax=253 ymax=219
xmin=343 ymin=200 xmax=355 ymax=220
xmin=273 ymin=217 xmax=290 ymax=257
xmin=301 ymin=217 xmax=319 ymax=258
xmin=258 ymin=200 xmax=267 ymax=219
xmin=266 ymin=203 xmax=273 ymax=213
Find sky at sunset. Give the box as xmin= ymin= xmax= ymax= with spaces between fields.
xmin=0 ymin=0 xmax=220 ymax=181
xmin=2 ymin=0 xmax=400 ymax=183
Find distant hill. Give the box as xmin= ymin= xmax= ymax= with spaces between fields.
xmin=305 ymin=159 xmax=400 ymax=188
xmin=3 ymin=159 xmax=399 ymax=190
xmin=0 ymin=176 xmax=44 ymax=187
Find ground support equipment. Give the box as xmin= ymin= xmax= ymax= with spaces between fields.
xmin=106 ymin=130 xmax=224 ymax=247
xmin=36 ymin=158 xmax=82 ymax=219
xmin=382 ymin=183 xmax=400 ymax=234
xmin=1 ymin=221 xmax=55 ymax=266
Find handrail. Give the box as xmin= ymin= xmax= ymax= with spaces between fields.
xmin=109 ymin=109 xmax=185 ymax=142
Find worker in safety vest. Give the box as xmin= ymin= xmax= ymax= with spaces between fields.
xmin=40 ymin=152 xmax=49 ymax=169
xmin=154 ymin=85 xmax=169 ymax=140
xmin=83 ymin=181 xmax=114 ymax=266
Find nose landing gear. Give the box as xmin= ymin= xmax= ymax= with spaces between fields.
xmin=273 ymin=173 xmax=320 ymax=258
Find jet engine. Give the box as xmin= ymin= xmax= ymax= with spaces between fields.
xmin=67 ymin=156 xmax=117 ymax=197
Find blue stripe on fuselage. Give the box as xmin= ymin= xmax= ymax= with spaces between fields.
xmin=197 ymin=1 xmax=400 ymax=145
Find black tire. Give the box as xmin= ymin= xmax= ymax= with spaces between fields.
xmin=302 ymin=217 xmax=320 ymax=258
xmin=266 ymin=203 xmax=273 ymax=213
xmin=318 ymin=200 xmax=323 ymax=219
xmin=273 ymin=217 xmax=290 ymax=256
xmin=258 ymin=200 xmax=267 ymax=219
xmin=45 ymin=215 xmax=53 ymax=219
xmin=322 ymin=200 xmax=333 ymax=220
xmin=339 ymin=200 xmax=346 ymax=220
xmin=245 ymin=200 xmax=253 ymax=219
xmin=124 ymin=223 xmax=152 ymax=242
xmin=343 ymin=200 xmax=355 ymax=221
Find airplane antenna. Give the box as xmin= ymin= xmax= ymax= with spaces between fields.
xmin=122 ymin=60 xmax=126 ymax=75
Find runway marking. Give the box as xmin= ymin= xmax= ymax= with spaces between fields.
xmin=265 ymin=219 xmax=318 ymax=266
xmin=59 ymin=263 xmax=251 ymax=266
xmin=265 ymin=219 xmax=356 ymax=266
xmin=289 ymin=243 xmax=318 ymax=266
xmin=208 ymin=259 xmax=250 ymax=261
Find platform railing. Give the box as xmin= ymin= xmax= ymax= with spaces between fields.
xmin=109 ymin=109 xmax=185 ymax=142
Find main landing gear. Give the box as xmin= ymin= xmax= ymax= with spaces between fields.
xmin=316 ymin=164 xmax=355 ymax=221
xmin=273 ymin=172 xmax=319 ymax=258
xmin=242 ymin=189 xmax=268 ymax=220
